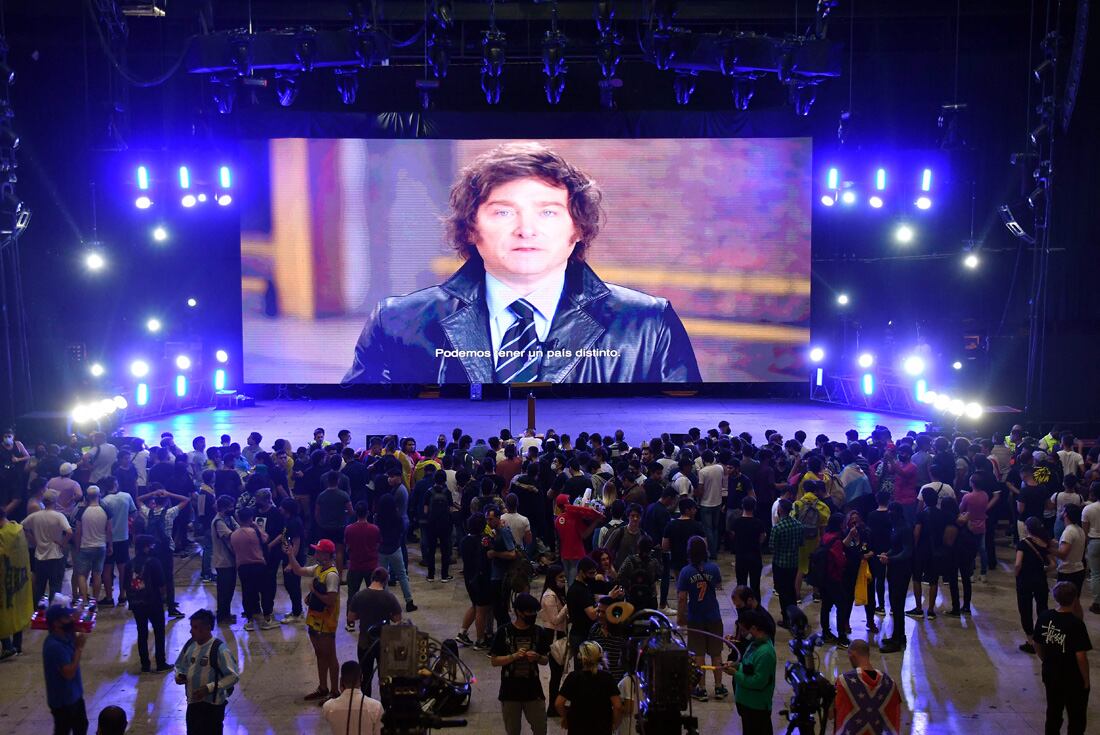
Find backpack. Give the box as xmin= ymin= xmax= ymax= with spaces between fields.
xmin=795 ymin=499 xmax=821 ymax=541
xmin=806 ymin=536 xmax=839 ymax=588
xmin=428 ymin=485 xmax=451 ymax=524
xmin=183 ymin=637 xmax=234 ymax=697
xmin=147 ymin=507 xmax=171 ymax=550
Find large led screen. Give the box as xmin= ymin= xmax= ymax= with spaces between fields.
xmin=241 ymin=138 xmax=811 ymax=384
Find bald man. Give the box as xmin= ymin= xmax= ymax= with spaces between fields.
xmin=832 ymin=639 xmax=902 ymax=735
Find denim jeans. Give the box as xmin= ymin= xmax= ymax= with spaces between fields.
xmin=563 ymin=558 xmax=579 ymax=588
xmin=1086 ymin=538 xmax=1100 ymax=606
xmin=379 ymin=549 xmax=413 ymax=602
xmin=698 ymin=505 xmax=721 ymax=559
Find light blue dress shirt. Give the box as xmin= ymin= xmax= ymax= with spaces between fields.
xmin=485 ymin=270 xmax=566 ymax=368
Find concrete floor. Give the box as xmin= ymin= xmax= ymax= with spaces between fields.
xmin=1 ymin=535 xmax=1095 ymax=735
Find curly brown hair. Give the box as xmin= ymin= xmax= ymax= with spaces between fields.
xmin=443 ymin=142 xmax=603 ymax=261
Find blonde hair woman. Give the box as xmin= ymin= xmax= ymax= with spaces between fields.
xmin=555 ymin=641 xmax=622 ymax=733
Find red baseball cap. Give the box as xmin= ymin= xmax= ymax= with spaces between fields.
xmin=555 ymin=493 xmax=571 ymax=507
xmin=310 ymin=539 xmax=336 ymax=554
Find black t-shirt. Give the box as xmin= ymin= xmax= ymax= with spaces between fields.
xmin=725 ymin=475 xmax=755 ymax=513
xmin=254 ymin=505 xmax=285 ymax=562
xmin=1016 ymin=538 xmax=1049 ymax=586
xmin=566 ymin=580 xmax=596 ymax=640
xmin=866 ymin=509 xmax=893 ymax=553
xmin=283 ymin=516 xmax=307 ymax=564
xmin=565 ymin=475 xmax=593 ymax=501
xmin=915 ymin=507 xmax=946 ymax=559
xmin=349 ymin=587 xmax=403 ymax=648
xmin=663 ymin=518 xmax=706 ymax=569
xmin=1018 ymin=484 xmax=1047 ymax=524
xmin=643 ymin=478 xmax=665 ymax=506
xmin=1035 ymin=609 xmax=1092 ymax=687
xmin=558 ymin=669 xmax=620 ymax=734
xmin=459 ymin=533 xmax=489 ymax=584
xmin=730 ymin=515 xmax=765 ymax=561
xmin=213 ymin=469 xmax=242 ymax=498
xmin=490 ymin=623 xmax=551 ymax=701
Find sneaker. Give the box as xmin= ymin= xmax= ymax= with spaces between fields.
xmin=878 ymin=638 xmax=906 ymax=654
xmin=200 ymin=575 xmax=217 ymax=585
xmin=456 ymin=632 xmax=474 ymax=647
xmin=836 ymin=636 xmax=851 ymax=649
xmin=472 ymin=639 xmax=489 ymax=651
xmin=979 ymin=574 xmax=987 ymax=583
xmin=1089 ymin=603 xmax=1100 ymax=615
xmin=904 ymin=608 xmax=924 ymax=619
xmin=140 ymin=664 xmax=151 ymax=673
xmin=441 ymin=576 xmax=454 ymax=583
xmin=0 ymin=649 xmax=16 ymax=663
xmin=155 ymin=663 xmax=174 ymax=673
xmin=713 ymin=685 xmax=729 ymax=701
xmin=405 ymin=600 xmax=418 ymax=613
xmin=303 ymin=687 xmax=330 ymax=701
xmin=260 ymin=616 xmax=279 ymax=630
xmin=168 ymin=608 xmax=185 ymax=620
xmin=821 ymin=631 xmax=839 ymax=644
xmin=691 ymin=686 xmax=709 ymax=702
xmin=281 ymin=613 xmax=304 ymax=625
xmin=345 ymin=622 xmax=357 ymax=633
xmin=960 ymin=605 xmax=972 ymax=615
xmin=426 ymin=576 xmax=436 ymax=583
xmin=97 ymin=596 xmax=115 ymax=607
xmin=244 ymin=619 xmax=255 ymax=632
xmin=1019 ymin=642 xmax=1036 ymax=654
xmin=926 ymin=610 xmax=937 ymax=621
xmin=944 ymin=608 xmax=962 ymax=617
xmin=874 ymin=606 xmax=886 ymax=615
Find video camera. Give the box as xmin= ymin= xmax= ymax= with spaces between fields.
xmin=375 ymin=623 xmax=472 ymax=735
xmin=779 ymin=606 xmax=835 ymax=735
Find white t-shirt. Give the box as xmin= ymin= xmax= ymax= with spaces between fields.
xmin=24 ymin=510 xmax=72 ymax=560
xmin=672 ymin=473 xmax=693 ymax=497
xmin=501 ymin=512 xmax=531 ymax=546
xmin=1083 ymin=501 xmax=1100 ymax=539
xmin=1051 ymin=491 xmax=1084 ymax=519
xmin=321 ymin=688 xmax=384 ymax=735
xmin=76 ymin=505 xmax=110 ymax=549
xmin=921 ymin=482 xmax=955 ymax=504
xmin=1058 ymin=524 xmax=1087 ymax=573
xmin=518 ymin=436 xmax=543 ymax=453
xmin=89 ymin=442 xmax=119 ymax=482
xmin=1058 ymin=450 xmax=1084 ymax=478
xmin=134 ymin=449 xmax=149 ymax=485
xmin=698 ymin=464 xmax=725 ymax=508
xmin=617 ymin=674 xmax=640 ymax=735
xmin=771 ymin=498 xmax=781 ymax=526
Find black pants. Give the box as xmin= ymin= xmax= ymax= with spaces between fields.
xmin=215 ymin=567 xmax=237 ymax=621
xmin=735 ymin=556 xmax=762 ymax=600
xmin=869 ymin=557 xmax=887 ymax=608
xmin=284 ymin=565 xmax=302 ymax=616
xmin=358 ymin=637 xmax=380 ymax=697
xmin=491 ymin=578 xmax=510 ymax=628
xmin=34 ymin=557 xmax=65 ymax=603
xmin=1045 ymin=682 xmax=1089 ymax=735
xmin=157 ymin=551 xmax=177 ymax=610
xmin=737 ymin=703 xmax=773 ymax=735
xmin=1 ymin=630 xmax=23 ymax=652
xmin=261 ymin=561 xmax=279 ymax=616
xmin=947 ymin=551 xmax=974 ymax=610
xmin=886 ymin=564 xmax=911 ymax=643
xmin=50 ymin=699 xmax=88 ymax=735
xmin=238 ymin=563 xmax=266 ymax=618
xmin=773 ymin=565 xmax=798 ymax=626
xmin=185 ymin=702 xmax=227 ymax=735
xmin=659 ymin=552 xmax=671 ymax=607
xmin=424 ymin=523 xmax=452 ymax=578
xmin=346 ymin=569 xmax=369 ymax=615
xmin=132 ymin=605 xmax=167 ymax=669
xmin=1016 ymin=581 xmax=1048 ymax=637
xmin=821 ymin=580 xmax=852 ymax=636
xmin=546 ymin=633 xmax=565 ymax=717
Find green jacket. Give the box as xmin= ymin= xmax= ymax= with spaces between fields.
xmin=734 ymin=636 xmax=777 ymax=711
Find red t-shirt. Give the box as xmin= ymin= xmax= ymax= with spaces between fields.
xmin=344 ymin=520 xmax=381 ymax=573
xmin=555 ymin=505 xmax=603 ymax=561
xmin=892 ymin=461 xmax=919 ymax=505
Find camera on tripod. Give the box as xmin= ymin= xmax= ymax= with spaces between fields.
xmin=779 ymin=606 xmax=835 ymax=735
xmin=375 ymin=623 xmax=472 ymax=735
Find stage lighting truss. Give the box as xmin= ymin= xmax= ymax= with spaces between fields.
xmin=480 ymin=28 xmax=507 ymax=105
xmin=129 ymin=163 xmax=234 ymax=212
xmin=817 ymin=163 xmax=941 ymax=214
xmin=541 ymin=23 xmax=568 ymax=106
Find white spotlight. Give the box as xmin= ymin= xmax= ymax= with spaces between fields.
xmin=89 ymin=363 xmax=105 ymax=377
xmin=934 ymin=393 xmax=951 ymax=412
xmin=186 ymin=297 xmax=198 ymax=308
xmin=902 ymin=355 xmax=926 ymax=376
xmin=840 ymin=190 xmax=857 ymax=206
xmin=85 ymin=252 xmax=106 ymax=271
xmin=215 ymin=349 xmax=229 ymax=364
xmin=869 ymin=195 xmax=884 ymax=209
xmin=809 ymin=347 xmax=825 ymax=363
xmin=857 ymin=353 xmax=874 ymax=369
xmin=130 ymin=360 xmax=150 ymax=378
xmin=948 ymin=399 xmax=966 ymax=416
xmin=963 ymin=253 xmax=980 ymax=269
xmin=894 ymin=224 xmax=915 ymax=244
xmin=921 ymin=390 xmax=938 ymax=405
xmin=175 ymin=354 xmax=192 ymax=370
xmin=152 ymin=226 xmax=169 ymax=242
xmin=952 ymin=361 xmax=963 ymax=370
xmin=112 ymin=395 xmax=128 ymax=410
xmin=146 ymin=318 xmax=162 ymax=333
xmin=965 ymin=402 xmax=984 ymax=420
xmin=836 ymin=293 xmax=850 ymax=306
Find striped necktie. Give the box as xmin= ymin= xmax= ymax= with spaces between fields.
xmin=495 ymin=298 xmax=541 ymax=383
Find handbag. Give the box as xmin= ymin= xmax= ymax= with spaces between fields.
xmin=550 ymin=636 xmax=570 ymax=666
xmin=854 ymin=559 xmax=871 ymax=606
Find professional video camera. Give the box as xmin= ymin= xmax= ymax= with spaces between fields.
xmin=609 ymin=603 xmax=739 ymax=735
xmin=374 ymin=622 xmax=473 ymax=735
xmin=779 ymin=606 xmax=835 ymax=735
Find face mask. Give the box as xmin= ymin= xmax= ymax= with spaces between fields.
xmin=519 ymin=613 xmax=538 ymax=626
xmin=62 ymin=621 xmax=76 ymax=634
xmin=2 ymin=437 xmax=12 ymax=447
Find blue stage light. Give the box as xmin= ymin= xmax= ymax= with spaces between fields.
xmin=921 ymin=168 xmax=932 ymax=192
xmin=875 ymin=168 xmax=886 ymax=191
xmin=836 ymin=293 xmax=850 ymax=306
xmin=136 ymin=383 xmax=149 ymax=406
xmin=137 ymin=166 xmax=150 ymax=191
xmin=176 ymin=375 xmax=188 ymax=397
xmin=89 ymin=362 xmax=105 ymax=377
xmin=827 ymin=167 xmax=839 ymax=190
xmin=857 ymin=352 xmax=874 ymax=369
xmin=135 ymin=196 xmax=152 ymax=210
xmin=869 ymin=196 xmax=884 ymax=209
xmin=181 ymin=194 xmax=197 ymax=208
xmin=915 ymin=196 xmax=932 ymax=210
xmin=219 ymin=166 xmax=232 ymax=189
xmin=815 ymin=368 xmax=824 ymax=387
xmin=861 ymin=373 xmax=874 ymax=395
xmin=178 ymin=166 xmax=190 ymax=189
xmin=214 ymin=369 xmax=226 ymax=391
xmin=915 ymin=379 xmax=927 ymax=402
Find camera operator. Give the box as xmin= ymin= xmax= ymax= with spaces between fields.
xmin=730 ymin=586 xmax=776 ymax=645
xmin=831 ymin=639 xmax=901 ymax=735
xmin=490 ymin=593 xmax=552 ymax=735
xmin=722 ymin=607 xmax=777 ymax=735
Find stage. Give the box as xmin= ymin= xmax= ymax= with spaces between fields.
xmin=122 ymin=395 xmax=931 ymax=447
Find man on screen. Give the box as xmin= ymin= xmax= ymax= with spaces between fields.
xmin=343 ymin=142 xmax=700 ymax=384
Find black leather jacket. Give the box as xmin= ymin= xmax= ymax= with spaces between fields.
xmin=343 ymin=258 xmax=700 ymax=384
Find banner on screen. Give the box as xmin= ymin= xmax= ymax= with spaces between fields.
xmin=240 ymin=138 xmax=811 ymax=384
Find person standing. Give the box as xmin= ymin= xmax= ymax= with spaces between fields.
xmin=315 ymin=473 xmax=353 ymax=581
xmin=140 ymin=485 xmax=189 ymax=619
xmin=0 ymin=505 xmax=32 ymax=659
xmin=729 ymin=496 xmax=766 ymax=600
xmin=791 ymin=480 xmax=831 ymax=601
xmin=229 ymin=507 xmax=276 ymax=631
xmin=537 ymin=565 xmax=569 ymax=719
xmin=42 ymin=604 xmax=88 ymax=735
xmin=23 ymin=490 xmax=72 ymax=602
xmin=252 ymin=489 xmax=285 ymax=628
xmin=878 ymin=503 xmax=914 ymax=654
xmin=908 ymin=486 xmax=947 ymax=619
xmin=278 ymin=497 xmax=306 ymax=624
xmin=209 ymin=496 xmax=239 ymax=625
xmin=768 ymin=499 xmax=802 ymax=629
xmin=128 ymin=535 xmax=170 ymax=673
xmin=678 ymin=535 xmax=726 ymax=702
xmin=72 ymin=486 xmax=110 ymax=604
xmin=695 ymin=451 xmax=725 ymax=559
xmin=1035 ymin=582 xmax=1092 ymax=735
xmin=1054 ymin=503 xmax=1087 ymax=618
xmin=287 ymin=538 xmax=342 ymax=702
xmin=375 ymin=494 xmax=417 ymax=613
xmin=321 ymin=661 xmax=384 ymax=735
xmin=343 ymin=502 xmax=381 ymax=630
xmin=347 ymin=568 xmax=403 ymax=697
xmin=87 ymin=432 xmax=118 ymax=485
xmin=173 ymin=609 xmax=240 ymax=735
xmin=554 ymin=493 xmax=603 ymax=586
xmin=832 ymin=639 xmax=902 ymax=735
xmin=555 ymin=641 xmax=622 ymax=734
xmin=723 ymin=607 xmax=776 ymax=735
xmin=422 ymin=473 xmax=455 ymax=582
xmin=485 ymin=505 xmax=518 ymax=629
xmin=1015 ymin=517 xmax=1052 ymax=654
xmin=458 ymin=513 xmax=493 ymax=649
xmin=490 ymin=593 xmax=552 ymax=735
xmin=98 ymin=476 xmax=137 ymax=607
xmin=1082 ymin=482 xmax=1100 ymax=615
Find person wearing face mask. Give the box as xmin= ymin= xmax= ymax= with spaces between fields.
xmin=0 ymin=429 xmax=29 ymax=517
xmin=490 ymin=593 xmax=551 ymax=735
xmin=42 ymin=604 xmax=88 ymax=735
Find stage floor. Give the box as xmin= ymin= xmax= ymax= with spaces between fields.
xmin=124 ymin=395 xmax=930 ymax=448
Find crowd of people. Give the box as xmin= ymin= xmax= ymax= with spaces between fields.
xmin=0 ymin=419 xmax=1096 ymax=735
